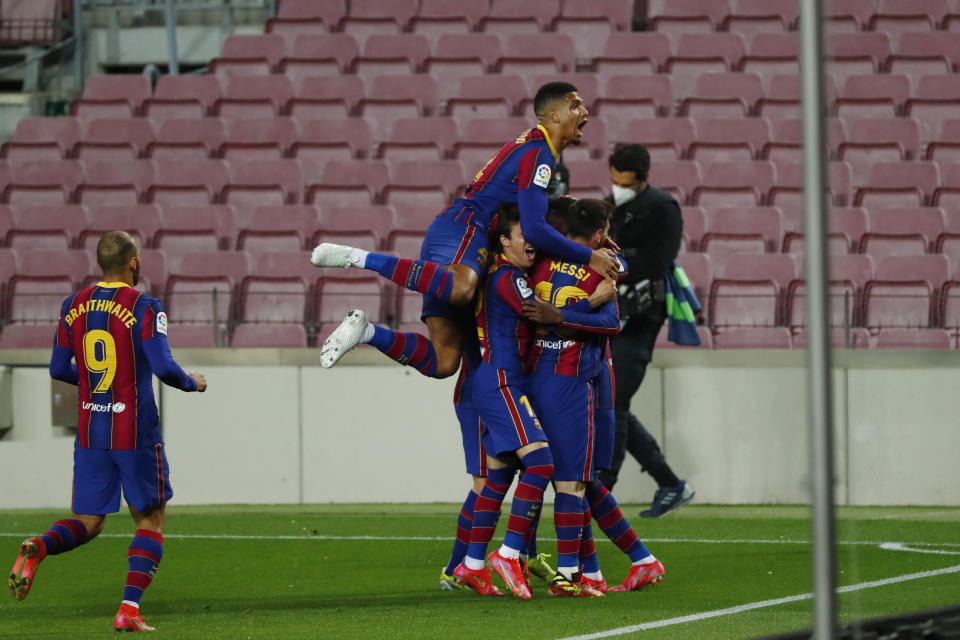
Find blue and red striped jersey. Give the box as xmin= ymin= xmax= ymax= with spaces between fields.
xmin=527 ymin=256 xmax=620 ymax=380
xmin=52 ymin=282 xmax=196 ymax=450
xmin=475 ymin=254 xmax=535 ymax=374
xmin=458 ymin=125 xmax=558 ymax=230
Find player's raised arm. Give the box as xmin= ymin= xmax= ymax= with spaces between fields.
xmin=140 ymin=301 xmax=205 ymax=392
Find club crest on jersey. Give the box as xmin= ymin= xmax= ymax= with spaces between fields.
xmin=533 ymin=164 xmax=552 ymax=188
xmin=515 ymin=276 xmax=533 ymax=299
xmin=156 ymin=311 xmax=168 ymax=335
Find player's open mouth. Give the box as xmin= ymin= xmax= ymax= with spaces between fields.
xmin=576 ymin=119 xmax=588 ymax=136
xmin=525 ymin=246 xmax=537 ymax=257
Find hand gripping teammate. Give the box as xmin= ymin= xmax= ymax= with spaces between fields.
xmin=310 ymin=82 xmax=618 ymax=378
xmin=8 ymin=231 xmax=206 ymax=632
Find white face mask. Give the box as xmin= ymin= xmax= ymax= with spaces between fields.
xmin=611 ymin=184 xmax=638 ymax=207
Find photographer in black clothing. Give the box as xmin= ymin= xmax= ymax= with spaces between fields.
xmin=597 ymin=144 xmax=695 ymax=517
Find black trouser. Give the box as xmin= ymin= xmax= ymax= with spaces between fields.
xmin=596 ymin=318 xmax=670 ymax=491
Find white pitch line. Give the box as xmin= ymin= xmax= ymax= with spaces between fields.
xmin=556 ymin=563 xmax=960 ymax=640
xmin=880 ymin=542 xmax=960 ymax=556
xmin=0 ymin=532 xmax=958 ymax=548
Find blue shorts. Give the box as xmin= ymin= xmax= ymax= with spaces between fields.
xmin=592 ymin=362 xmax=615 ymax=472
xmin=72 ymin=442 xmax=173 ymax=515
xmin=419 ymin=207 xmax=489 ymax=320
xmin=473 ymin=364 xmax=546 ymax=459
xmin=454 ymin=340 xmax=486 ymax=476
xmin=529 ymin=373 xmax=595 ymax=482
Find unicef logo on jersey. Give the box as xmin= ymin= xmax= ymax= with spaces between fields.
xmin=82 ymin=401 xmax=127 ymax=414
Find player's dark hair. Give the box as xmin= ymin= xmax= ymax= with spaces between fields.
xmin=565 ymin=198 xmax=613 ymax=240
xmin=491 ymin=203 xmax=520 ymax=253
xmin=534 ymin=81 xmax=578 ymax=116
xmin=97 ymin=230 xmax=138 ymax=274
xmin=546 ymin=196 xmax=575 ymax=235
xmin=609 ymin=144 xmax=650 ymax=182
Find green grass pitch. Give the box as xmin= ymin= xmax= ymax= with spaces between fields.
xmin=1 ymin=504 xmax=958 ymax=639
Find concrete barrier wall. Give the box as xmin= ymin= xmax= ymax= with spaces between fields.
xmin=1 ymin=350 xmax=957 ymax=508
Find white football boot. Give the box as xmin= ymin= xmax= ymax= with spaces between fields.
xmin=320 ymin=309 xmax=368 ymax=368
xmin=311 ymin=243 xmax=361 ymax=269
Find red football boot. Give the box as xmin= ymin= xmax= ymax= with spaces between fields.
xmin=487 ymin=550 xmax=531 ymax=600
xmin=581 ymin=575 xmax=608 ymax=594
xmin=453 ymin=563 xmax=504 ymax=596
xmin=608 ymin=559 xmax=665 ymax=592
xmin=9 ymin=538 xmax=46 ymax=601
xmin=114 ymin=604 xmax=156 ymax=632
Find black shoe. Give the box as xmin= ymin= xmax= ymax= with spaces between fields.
xmin=639 ymin=480 xmax=695 ymax=518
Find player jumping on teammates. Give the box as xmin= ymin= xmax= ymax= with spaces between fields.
xmin=8 ymin=231 xmax=207 ymax=632
xmin=310 ymin=82 xmax=618 ymax=377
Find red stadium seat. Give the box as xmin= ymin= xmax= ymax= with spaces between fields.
xmin=700 ymin=234 xmax=766 ymax=272
xmin=8 ymin=117 xmax=82 ymax=159
xmin=215 ymin=76 xmax=295 ymax=119
xmin=163 ymin=275 xmax=232 ymax=347
xmin=71 ymin=74 xmax=152 ymax=119
xmin=863 ymin=281 xmax=933 ymax=330
xmin=276 ymin=0 xmax=346 ymax=23
xmin=315 ymin=276 xmax=385 ymax=335
xmin=592 ymin=33 xmax=669 ymax=82
xmin=723 ymin=0 xmax=797 ymax=36
xmin=829 ymin=207 xmax=869 ymax=249
xmin=664 ymin=33 xmax=746 ymax=100
xmin=315 ymin=204 xmax=396 ymax=251
xmin=676 ymin=251 xmax=712 ymax=300
xmin=709 ymin=278 xmax=779 ymax=329
xmin=781 ymin=233 xmax=851 ymax=256
xmin=860 ymin=233 xmax=927 ymax=260
xmin=874 ymin=328 xmax=951 ymax=350
xmin=480 ymin=0 xmax=560 ymax=32
xmin=826 ymin=32 xmax=892 ymax=65
xmin=143 ymin=75 xmax=223 ymax=120
xmin=219 ymin=117 xmax=299 ymax=161
xmin=75 ymin=118 xmax=158 ymax=161
xmin=684 ymin=72 xmax=764 ymax=118
xmin=648 ymin=0 xmax=730 ymax=33
xmin=253 ymin=251 xmax=321 ymax=285
xmin=854 ymin=162 xmax=940 ymax=208
xmin=622 ymin=118 xmax=694 ymax=162
xmin=10 ymin=204 xmax=88 ymax=249
xmin=230 ymin=322 xmax=309 ymax=348
xmin=876 ymin=254 xmax=951 ymax=292
xmin=939 ymin=281 xmax=960 ymax=337
xmin=386 ymin=160 xmax=467 ymax=204
xmin=823 ymin=0 xmax=875 ymax=29
xmin=693 ymin=161 xmax=775 ymax=208
xmin=223 ymin=159 xmax=303 ymax=207
xmin=785 ymin=280 xmax=859 ymax=334
xmin=559 ymin=0 xmax=632 ymax=30
xmin=16 ymin=248 xmax=96 ymax=279
xmin=713 ymin=327 xmax=792 ymax=349
xmin=318 ymin=160 xmax=389 ymax=201
xmin=1 ymin=276 xmax=73 ymax=347
xmin=358 ymin=75 xmax=438 ymax=142
xmin=868 ymin=208 xmax=945 ymax=251
xmin=723 ymin=252 xmax=797 ymax=289
xmin=77 ymin=160 xmax=156 ymax=207
xmin=148 ymin=160 xmax=230 ymax=206
xmin=905 ymin=74 xmax=960 ymax=150
xmin=237 ymin=206 xmax=317 ymax=253
xmin=497 ymin=33 xmax=576 ymax=75
xmin=157 ymin=205 xmax=237 ymax=251
xmin=237 ymin=275 xmax=309 ymax=325
xmin=648 ymin=161 xmax=702 ymax=205
xmin=832 ymin=253 xmax=877 ymax=290
xmin=690 ymin=117 xmax=771 ymax=162
xmin=377 ymin=117 xmax=458 ymax=161
xmin=412 ymin=0 xmax=488 ymax=36
xmin=78 ymin=204 xmax=161 ymax=253
xmin=708 ymin=206 xmax=784 ymax=252
xmin=213 ymin=34 xmax=288 ymax=74
xmin=147 ymin=118 xmax=225 ymax=161
xmin=280 ymin=33 xmax=359 ymax=79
